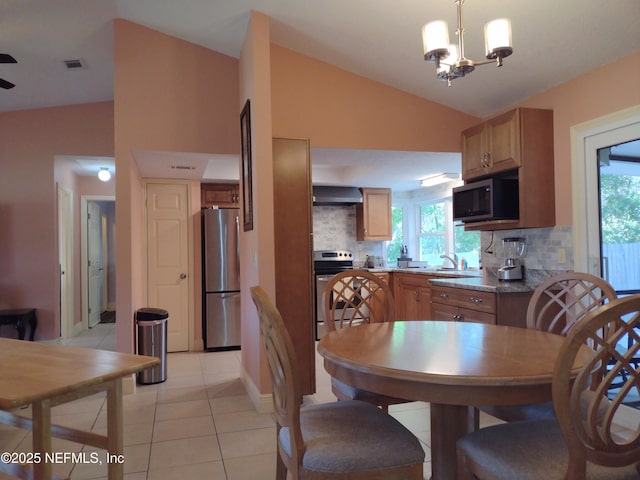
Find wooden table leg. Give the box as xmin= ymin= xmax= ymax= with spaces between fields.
xmin=106 ymin=378 xmax=124 ymax=480
xmin=429 ymin=403 xmax=476 ymax=480
xmin=32 ymin=399 xmax=53 ymax=480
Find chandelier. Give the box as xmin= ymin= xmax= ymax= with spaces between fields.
xmin=422 ymin=0 xmax=513 ymax=86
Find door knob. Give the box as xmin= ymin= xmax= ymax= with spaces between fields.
xmin=180 ymin=273 xmax=187 ymax=279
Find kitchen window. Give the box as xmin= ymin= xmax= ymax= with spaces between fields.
xmin=419 ymin=201 xmax=447 ymax=265
xmin=418 ymin=199 xmax=480 ymax=268
xmin=386 ymin=206 xmax=404 ymax=264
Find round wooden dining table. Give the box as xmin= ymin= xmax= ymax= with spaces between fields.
xmin=317 ymin=320 xmax=590 ymax=480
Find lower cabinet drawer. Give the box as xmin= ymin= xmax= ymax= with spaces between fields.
xmin=458 ymin=307 xmax=496 ymax=325
xmin=431 ymin=285 xmax=496 ymax=314
xmin=431 ymin=302 xmax=496 ymax=324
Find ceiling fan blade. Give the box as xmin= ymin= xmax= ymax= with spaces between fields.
xmin=0 ymin=78 xmax=15 ymax=89
xmin=0 ymin=53 xmax=17 ymax=64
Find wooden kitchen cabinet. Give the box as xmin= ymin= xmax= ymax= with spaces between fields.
xmin=461 ymin=107 xmax=555 ymax=231
xmin=431 ymin=284 xmax=532 ymax=327
xmin=431 ymin=286 xmax=496 ymax=324
xmin=462 ymin=109 xmax=521 ymax=180
xmin=273 ymin=138 xmax=315 ymax=395
xmin=394 ymin=273 xmax=432 ymax=320
xmin=201 ymin=183 xmax=239 ymax=208
xmin=356 ymin=188 xmax=392 ymax=241
xmin=372 ymin=272 xmax=390 ymax=285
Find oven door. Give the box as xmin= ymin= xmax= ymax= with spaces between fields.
xmin=315 ymin=274 xmax=366 ymax=339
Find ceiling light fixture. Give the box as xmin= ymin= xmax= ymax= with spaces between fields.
xmin=98 ymin=168 xmax=111 ymax=182
xmin=422 ymin=0 xmax=513 ymax=86
xmin=420 ymin=173 xmax=460 ymax=187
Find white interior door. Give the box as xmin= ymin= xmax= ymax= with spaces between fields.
xmin=87 ymin=201 xmax=102 ymax=328
xmin=146 ymin=183 xmax=190 ymax=352
xmin=57 ymin=186 xmax=73 ymax=338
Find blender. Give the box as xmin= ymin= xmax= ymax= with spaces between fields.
xmin=498 ymin=237 xmax=526 ymax=281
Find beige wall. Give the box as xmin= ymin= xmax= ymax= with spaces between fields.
xmin=513 ymin=50 xmax=640 ymax=226
xmin=1 ymin=13 xmax=637 ymax=391
xmin=270 ymin=44 xmax=479 ymax=151
xmin=113 ymin=19 xmax=241 ymax=352
xmin=238 ymin=12 xmax=277 ymax=395
xmin=0 ymin=102 xmax=114 ymax=339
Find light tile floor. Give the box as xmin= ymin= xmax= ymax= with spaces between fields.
xmin=0 ymin=324 xmax=501 ymax=479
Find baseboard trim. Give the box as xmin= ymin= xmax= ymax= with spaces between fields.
xmin=193 ymin=338 xmax=204 ymax=352
xmin=241 ymin=366 xmax=273 ymax=414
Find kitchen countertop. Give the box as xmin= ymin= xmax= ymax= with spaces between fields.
xmin=361 ymin=266 xmax=546 ymax=293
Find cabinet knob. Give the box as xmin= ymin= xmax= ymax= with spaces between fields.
xmin=439 ymin=293 xmax=448 ymax=299
xmin=470 ymin=297 xmax=483 ymax=304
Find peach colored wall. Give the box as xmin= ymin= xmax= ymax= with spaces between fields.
xmin=513 ymin=51 xmax=640 ymax=226
xmin=239 ymin=12 xmax=276 ymax=395
xmin=113 ymin=19 xmax=240 ymax=352
xmin=77 ymin=175 xmax=116 ymax=197
xmin=270 ymin=45 xmax=479 ymax=151
xmin=0 ymin=102 xmax=114 ymax=340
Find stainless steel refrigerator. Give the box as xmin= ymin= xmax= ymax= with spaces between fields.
xmin=202 ymin=208 xmax=241 ymax=350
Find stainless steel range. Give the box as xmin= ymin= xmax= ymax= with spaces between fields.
xmin=314 ymin=250 xmax=354 ymax=340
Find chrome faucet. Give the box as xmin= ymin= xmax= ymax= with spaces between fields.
xmin=440 ymin=254 xmax=458 ymax=268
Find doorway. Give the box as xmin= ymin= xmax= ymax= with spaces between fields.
xmin=572 ymin=105 xmax=640 ymax=275
xmin=597 ymin=139 xmax=640 ymax=295
xmin=58 ymin=186 xmax=73 ymax=338
xmin=573 ymin=108 xmax=640 ymax=410
xmin=81 ymin=196 xmax=116 ymax=330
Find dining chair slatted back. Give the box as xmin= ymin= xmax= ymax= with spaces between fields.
xmin=480 ymin=272 xmax=618 ymax=423
xmin=526 ymin=271 xmax=618 ymax=335
xmin=250 ymin=287 xmax=303 ymax=478
xmin=322 ymin=270 xmax=409 ymax=410
xmin=458 ymin=294 xmax=640 ymax=480
xmin=553 ymin=294 xmax=640 ymax=476
xmin=250 ymin=286 xmax=425 ymax=480
xmin=324 ymin=270 xmax=395 ymax=333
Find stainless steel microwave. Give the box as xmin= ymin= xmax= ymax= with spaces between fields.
xmin=452 ymin=178 xmax=519 ymax=223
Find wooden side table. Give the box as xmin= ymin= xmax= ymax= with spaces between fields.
xmin=0 ymin=309 xmax=37 ymax=341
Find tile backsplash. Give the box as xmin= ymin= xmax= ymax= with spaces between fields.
xmin=313 ymin=204 xmax=574 ymax=273
xmin=312 ymin=205 xmax=386 ymax=266
xmin=481 ymin=226 xmax=573 ymax=277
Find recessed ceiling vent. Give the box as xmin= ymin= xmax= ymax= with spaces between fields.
xmin=171 ymin=165 xmax=196 ymax=170
xmin=63 ymin=59 xmax=85 ymax=70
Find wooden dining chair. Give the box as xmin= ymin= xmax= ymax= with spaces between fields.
xmin=480 ymin=271 xmax=618 ymax=422
xmin=250 ymin=286 xmax=425 ymax=480
xmin=457 ymin=294 xmax=640 ymax=480
xmin=324 ymin=270 xmax=409 ymax=410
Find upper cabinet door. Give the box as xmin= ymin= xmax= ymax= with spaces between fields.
xmin=462 ymin=109 xmax=521 ymax=180
xmin=461 ymin=123 xmax=487 ymax=180
xmin=357 ymin=188 xmax=392 ymax=241
xmin=201 ymin=183 xmax=239 ymax=208
xmin=486 ymin=109 xmax=521 ymax=174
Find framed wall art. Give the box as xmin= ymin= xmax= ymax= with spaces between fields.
xmin=240 ymin=99 xmax=253 ymax=231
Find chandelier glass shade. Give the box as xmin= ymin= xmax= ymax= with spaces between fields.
xmin=422 ymin=0 xmax=513 ymax=86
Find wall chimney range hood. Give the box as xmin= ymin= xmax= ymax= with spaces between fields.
xmin=312 ymin=186 xmax=363 ymax=206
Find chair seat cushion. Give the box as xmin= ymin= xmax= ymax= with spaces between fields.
xmin=279 ymin=400 xmax=425 ymax=473
xmin=457 ymin=419 xmax=640 ymax=480
xmin=331 ymin=378 xmax=409 ymax=406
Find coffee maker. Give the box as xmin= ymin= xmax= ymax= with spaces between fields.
xmin=497 ymin=237 xmax=526 ymax=281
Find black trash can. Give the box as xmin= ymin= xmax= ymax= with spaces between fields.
xmin=136 ymin=308 xmax=168 ymax=384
